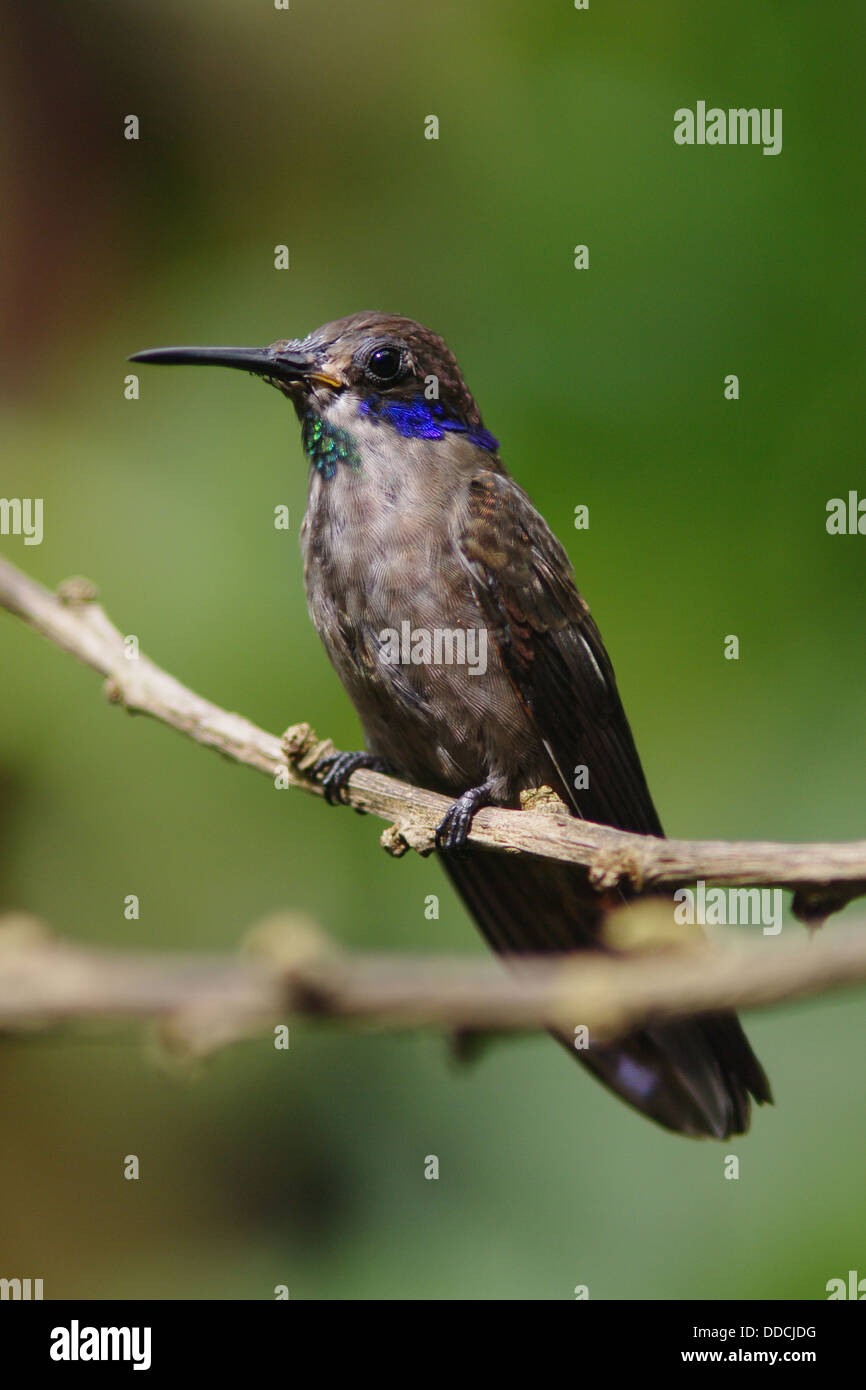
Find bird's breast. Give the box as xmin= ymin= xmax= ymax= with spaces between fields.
xmin=298 ymin=442 xmax=539 ymax=794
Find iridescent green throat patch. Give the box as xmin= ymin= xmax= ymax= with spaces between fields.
xmin=302 ymin=412 xmax=362 ymax=480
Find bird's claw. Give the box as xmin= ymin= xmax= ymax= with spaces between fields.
xmin=311 ymin=751 xmax=388 ymax=805
xmin=434 ymin=785 xmax=494 ymax=852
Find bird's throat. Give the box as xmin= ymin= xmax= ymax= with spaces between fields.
xmin=301 ymin=411 xmax=363 ymax=480
xmin=300 ymin=393 xmax=499 ymax=482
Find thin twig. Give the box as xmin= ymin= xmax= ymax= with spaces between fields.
xmin=0 ymin=911 xmax=864 ymax=1056
xmin=1 ymin=555 xmax=863 ymax=917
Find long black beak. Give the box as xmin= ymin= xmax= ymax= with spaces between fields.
xmin=128 ymin=344 xmax=313 ymax=387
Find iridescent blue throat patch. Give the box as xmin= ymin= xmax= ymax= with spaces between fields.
xmin=359 ymin=394 xmax=498 ymax=451
xmin=302 ymin=412 xmax=363 ymax=480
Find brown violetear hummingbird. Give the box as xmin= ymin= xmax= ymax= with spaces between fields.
xmin=132 ymin=312 xmax=772 ymax=1138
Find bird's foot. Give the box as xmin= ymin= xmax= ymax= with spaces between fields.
xmin=434 ymin=782 xmax=495 ymax=852
xmin=311 ymin=750 xmax=391 ymax=806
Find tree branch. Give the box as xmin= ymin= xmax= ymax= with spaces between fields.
xmin=1 ymin=910 xmax=865 ymax=1056
xmin=1 ymin=554 xmax=863 ymax=919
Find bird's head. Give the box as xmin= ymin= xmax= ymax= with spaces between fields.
xmin=131 ymin=312 xmax=499 ymax=478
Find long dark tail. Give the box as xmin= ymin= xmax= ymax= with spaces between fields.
xmin=443 ymin=847 xmax=772 ymax=1139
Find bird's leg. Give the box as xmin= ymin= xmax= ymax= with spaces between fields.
xmin=434 ymin=780 xmax=497 ymax=852
xmin=311 ymin=750 xmax=392 ymax=806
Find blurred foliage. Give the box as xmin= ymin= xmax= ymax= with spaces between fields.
xmin=0 ymin=0 xmax=863 ymax=1298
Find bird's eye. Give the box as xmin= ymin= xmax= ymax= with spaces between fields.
xmin=365 ymin=344 xmax=405 ymax=385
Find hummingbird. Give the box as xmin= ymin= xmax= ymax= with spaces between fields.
xmin=131 ymin=312 xmax=772 ymax=1138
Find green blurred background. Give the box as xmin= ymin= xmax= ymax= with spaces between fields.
xmin=1 ymin=0 xmax=864 ymax=1299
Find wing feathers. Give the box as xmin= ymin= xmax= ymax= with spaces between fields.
xmin=459 ymin=471 xmax=662 ymax=833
